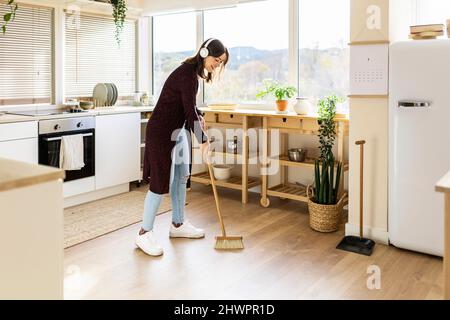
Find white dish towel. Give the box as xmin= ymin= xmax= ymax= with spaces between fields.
xmin=59 ymin=134 xmax=85 ymax=170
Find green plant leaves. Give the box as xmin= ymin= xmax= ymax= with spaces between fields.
xmin=312 ymin=95 xmax=345 ymax=204
xmin=110 ymin=0 xmax=127 ymax=47
xmin=317 ymin=95 xmax=344 ymax=161
xmin=255 ymin=79 xmax=297 ymax=101
xmin=1 ymin=0 xmax=18 ymax=35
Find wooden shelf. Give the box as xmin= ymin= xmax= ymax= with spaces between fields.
xmin=195 ymin=149 xmax=259 ymax=163
xmin=268 ymin=127 xmax=319 ymax=135
xmin=271 ymin=155 xmax=349 ymax=171
xmin=191 ymin=171 xmax=260 ymax=191
xmin=267 ymin=183 xmax=309 ymax=202
xmin=205 ymin=122 xmax=243 ymax=129
xmin=193 ymin=148 xmax=258 ymax=165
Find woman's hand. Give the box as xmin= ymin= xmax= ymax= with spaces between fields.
xmin=200 ymin=141 xmax=211 ymax=164
xmin=199 ymin=115 xmax=206 ymax=131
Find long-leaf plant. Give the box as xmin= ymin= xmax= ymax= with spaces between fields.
xmin=313 ymin=95 xmax=345 ymax=205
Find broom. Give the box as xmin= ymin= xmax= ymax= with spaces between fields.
xmin=206 ymin=152 xmax=244 ymax=250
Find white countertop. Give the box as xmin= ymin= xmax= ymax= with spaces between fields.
xmin=0 ymin=106 xmax=155 ymax=124
xmin=0 ymin=113 xmax=36 ymax=124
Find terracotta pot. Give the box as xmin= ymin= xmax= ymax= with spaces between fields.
xmin=275 ymin=100 xmax=288 ymax=112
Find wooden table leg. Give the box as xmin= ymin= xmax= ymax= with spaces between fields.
xmin=242 ymin=115 xmax=248 ymax=204
xmin=260 ymin=117 xmax=270 ymax=207
xmin=281 ymin=132 xmax=288 ymax=186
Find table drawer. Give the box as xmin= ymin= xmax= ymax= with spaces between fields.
xmin=268 ymin=117 xmax=301 ymax=129
xmin=204 ymin=112 xmax=217 ymax=123
xmin=301 ymin=119 xmax=320 ymax=131
xmin=204 ymin=112 xmax=244 ymax=124
xmin=218 ymin=113 xmax=243 ymax=124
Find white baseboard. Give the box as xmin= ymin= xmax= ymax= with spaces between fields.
xmin=64 ymin=183 xmax=129 ymax=208
xmin=345 ymin=223 xmax=389 ymax=245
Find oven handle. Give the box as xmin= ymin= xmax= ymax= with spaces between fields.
xmin=43 ymin=133 xmax=93 ymax=142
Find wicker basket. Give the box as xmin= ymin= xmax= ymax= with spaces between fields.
xmin=306 ymin=186 xmax=347 ymax=233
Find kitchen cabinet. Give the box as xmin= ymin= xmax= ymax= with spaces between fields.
xmin=95 ymin=112 xmax=140 ymax=190
xmin=0 ymin=121 xmax=38 ymax=164
xmin=0 ymin=158 xmax=64 ymax=299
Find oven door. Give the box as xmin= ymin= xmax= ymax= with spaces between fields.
xmin=38 ymin=129 xmax=95 ymax=182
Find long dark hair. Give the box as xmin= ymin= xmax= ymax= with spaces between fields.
xmin=183 ymin=38 xmax=229 ymax=83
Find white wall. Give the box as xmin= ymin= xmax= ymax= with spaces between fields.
xmin=141 ymin=0 xmax=239 ymax=16
xmin=389 ymin=0 xmax=415 ymax=42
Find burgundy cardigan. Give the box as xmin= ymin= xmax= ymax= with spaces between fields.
xmin=142 ymin=62 xmax=208 ymax=194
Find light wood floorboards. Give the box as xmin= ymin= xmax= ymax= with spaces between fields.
xmin=64 ymin=183 xmax=443 ymax=300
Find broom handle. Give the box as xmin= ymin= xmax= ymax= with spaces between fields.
xmin=356 ymin=140 xmax=365 ymax=239
xmin=206 ymin=153 xmax=227 ymax=237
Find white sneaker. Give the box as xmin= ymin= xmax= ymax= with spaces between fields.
xmin=169 ymin=221 xmax=205 ymax=239
xmin=135 ymin=230 xmax=163 ymax=256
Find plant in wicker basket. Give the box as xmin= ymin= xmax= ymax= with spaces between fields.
xmin=307 ymin=95 xmax=347 ymax=232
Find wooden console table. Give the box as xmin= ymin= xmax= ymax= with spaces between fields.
xmin=195 ymin=108 xmax=349 ymax=206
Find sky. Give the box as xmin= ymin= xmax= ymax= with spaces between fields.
xmin=153 ymin=0 xmax=450 ymax=53
xmin=153 ymin=0 xmax=349 ymax=53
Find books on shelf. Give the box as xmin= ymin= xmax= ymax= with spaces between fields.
xmin=409 ymin=24 xmax=445 ymax=40
xmin=410 ymin=24 xmax=444 ymax=34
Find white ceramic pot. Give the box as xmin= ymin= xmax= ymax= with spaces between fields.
xmin=293 ymin=97 xmax=312 ymax=115
xmin=212 ymin=164 xmax=233 ymax=180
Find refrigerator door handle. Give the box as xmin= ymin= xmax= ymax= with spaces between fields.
xmin=398 ymin=100 xmax=431 ymax=108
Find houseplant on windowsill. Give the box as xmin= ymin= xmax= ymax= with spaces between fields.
xmin=256 ymin=79 xmax=297 ymax=114
xmin=307 ymin=95 xmax=347 ymax=232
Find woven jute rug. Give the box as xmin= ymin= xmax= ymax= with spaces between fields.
xmin=64 ymin=191 xmax=172 ymax=248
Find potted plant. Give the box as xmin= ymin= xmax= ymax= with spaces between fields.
xmin=307 ymin=95 xmax=347 ymax=232
xmin=256 ymin=79 xmax=296 ymax=113
xmin=109 ymin=0 xmax=127 ymax=46
xmin=1 ymin=0 xmax=18 ymax=34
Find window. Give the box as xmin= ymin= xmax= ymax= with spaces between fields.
xmin=417 ymin=0 xmax=450 ymax=24
xmin=298 ymin=0 xmax=349 ymax=99
xmin=204 ymin=0 xmax=289 ymax=103
xmin=65 ymin=12 xmax=136 ymax=99
xmin=0 ymin=4 xmax=53 ymax=106
xmin=152 ymin=12 xmax=196 ymax=99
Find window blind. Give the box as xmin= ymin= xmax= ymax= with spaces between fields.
xmin=0 ymin=4 xmax=53 ymax=106
xmin=65 ymin=12 xmax=136 ymax=99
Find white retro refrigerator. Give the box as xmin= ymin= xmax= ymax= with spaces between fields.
xmin=389 ymin=40 xmax=450 ymax=257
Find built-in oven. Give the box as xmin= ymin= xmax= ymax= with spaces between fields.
xmin=38 ymin=117 xmax=95 ymax=182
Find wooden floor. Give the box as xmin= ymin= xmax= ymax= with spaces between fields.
xmin=64 ymin=183 xmax=444 ymax=300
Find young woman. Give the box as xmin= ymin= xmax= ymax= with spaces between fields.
xmin=137 ymin=38 xmax=229 ymax=256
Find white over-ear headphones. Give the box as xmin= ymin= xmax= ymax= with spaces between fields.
xmin=199 ymin=38 xmax=216 ymax=58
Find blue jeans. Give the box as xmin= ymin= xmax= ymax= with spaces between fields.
xmin=142 ymin=127 xmax=190 ymax=231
